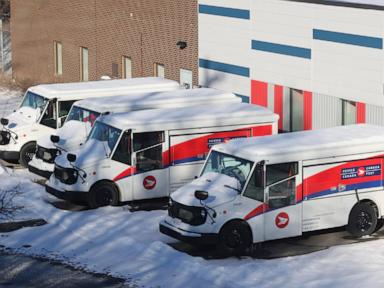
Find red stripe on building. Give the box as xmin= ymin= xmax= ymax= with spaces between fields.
xmin=251 ymin=125 xmax=272 ymax=136
xmin=357 ymin=102 xmax=366 ymax=124
xmin=274 ymin=85 xmax=283 ymax=130
xmin=303 ymin=91 xmax=312 ymax=130
xmin=251 ymin=80 xmax=268 ymax=107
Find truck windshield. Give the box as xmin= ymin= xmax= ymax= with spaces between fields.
xmin=20 ymin=91 xmax=49 ymax=111
xmin=88 ymin=121 xmax=121 ymax=154
xmin=66 ymin=106 xmax=100 ymax=126
xmin=202 ymin=151 xmax=253 ymax=190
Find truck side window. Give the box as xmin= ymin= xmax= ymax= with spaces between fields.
xmin=266 ymin=162 xmax=298 ymax=209
xmin=58 ymin=100 xmax=76 ymax=127
xmin=40 ymin=100 xmax=57 ymax=129
xmin=134 ymin=131 xmax=164 ymax=173
xmin=112 ymin=131 xmax=131 ymax=165
xmin=266 ymin=162 xmax=298 ymax=186
xmin=243 ymin=162 xmax=264 ymax=202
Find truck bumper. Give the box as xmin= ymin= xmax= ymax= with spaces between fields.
xmin=45 ymin=185 xmax=89 ymax=205
xmin=0 ymin=150 xmax=19 ymax=162
xmin=159 ymin=220 xmax=219 ymax=245
xmin=28 ymin=163 xmax=52 ymax=179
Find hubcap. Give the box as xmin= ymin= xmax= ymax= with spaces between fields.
xmin=356 ymin=211 xmax=373 ymax=232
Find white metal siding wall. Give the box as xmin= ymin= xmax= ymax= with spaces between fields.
xmin=199 ymin=0 xmax=252 ymax=98
xmin=366 ymin=104 xmax=384 ymax=126
xmin=312 ymin=93 xmax=342 ymax=129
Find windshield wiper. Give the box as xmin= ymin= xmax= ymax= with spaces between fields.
xmin=224 ymin=184 xmax=241 ymax=193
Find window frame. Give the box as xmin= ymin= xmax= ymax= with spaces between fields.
xmin=154 ymin=63 xmax=165 ymax=78
xmin=112 ymin=130 xmax=132 ymax=165
xmin=122 ymin=56 xmax=132 ymax=79
xmin=80 ymin=46 xmax=89 ymax=82
xmin=54 ymin=41 xmax=63 ymax=76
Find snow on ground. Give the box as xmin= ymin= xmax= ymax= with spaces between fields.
xmin=1 ymin=167 xmax=384 ymax=288
xmin=0 ymin=86 xmax=384 ymax=287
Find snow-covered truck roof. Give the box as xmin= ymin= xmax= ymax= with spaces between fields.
xmin=214 ymin=124 xmax=384 ymax=164
xmin=98 ymin=103 xmax=279 ymax=133
xmin=73 ymin=88 xmax=241 ymax=113
xmin=27 ymin=77 xmax=180 ymax=101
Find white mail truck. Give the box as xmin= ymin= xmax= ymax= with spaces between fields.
xmin=160 ymin=125 xmax=384 ymax=254
xmin=28 ymin=88 xmax=241 ymax=179
xmin=46 ymin=103 xmax=278 ymax=208
xmin=0 ymin=77 xmax=179 ymax=167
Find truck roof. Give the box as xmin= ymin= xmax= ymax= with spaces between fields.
xmin=27 ymin=77 xmax=180 ymax=101
xmin=99 ymin=103 xmax=279 ymax=132
xmin=288 ymin=0 xmax=384 ymax=10
xmin=73 ymin=88 xmax=240 ymax=113
xmin=214 ymin=124 xmax=384 ymax=164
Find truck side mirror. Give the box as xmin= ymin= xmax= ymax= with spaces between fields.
xmin=1 ymin=118 xmax=9 ymax=126
xmin=51 ymin=135 xmax=60 ymax=143
xmin=195 ymin=190 xmax=209 ymax=201
xmin=67 ymin=153 xmax=77 ymax=163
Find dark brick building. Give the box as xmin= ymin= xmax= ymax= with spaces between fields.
xmin=10 ymin=0 xmax=198 ymax=88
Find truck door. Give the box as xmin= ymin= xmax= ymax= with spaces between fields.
xmin=132 ymin=131 xmax=169 ymax=200
xmin=264 ymin=162 xmax=302 ymax=241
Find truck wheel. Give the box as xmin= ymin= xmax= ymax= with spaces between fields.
xmin=88 ymin=182 xmax=119 ymax=209
xmin=217 ymin=220 xmax=252 ymax=256
xmin=347 ymin=202 xmax=378 ymax=237
xmin=19 ymin=142 xmax=36 ymax=167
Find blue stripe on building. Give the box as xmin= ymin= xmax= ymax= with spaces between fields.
xmin=251 ymin=40 xmax=312 ymax=59
xmin=235 ymin=93 xmax=250 ymax=103
xmin=199 ymin=4 xmax=250 ymax=20
xmin=199 ymin=59 xmax=250 ymax=77
xmin=313 ymin=29 xmax=383 ymax=49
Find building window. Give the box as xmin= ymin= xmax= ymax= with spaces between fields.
xmin=80 ymin=47 xmax=89 ymax=81
xmin=179 ymin=69 xmax=192 ymax=89
xmin=122 ymin=56 xmax=132 ymax=79
xmin=290 ymin=89 xmax=304 ymax=132
xmin=154 ymin=63 xmax=165 ymax=78
xmin=342 ymin=100 xmax=356 ymax=125
xmin=54 ymin=41 xmax=63 ymax=75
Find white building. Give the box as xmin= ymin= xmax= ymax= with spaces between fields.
xmin=198 ymin=0 xmax=384 ymax=132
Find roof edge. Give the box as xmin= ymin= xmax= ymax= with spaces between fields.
xmin=285 ymin=0 xmax=384 ymax=11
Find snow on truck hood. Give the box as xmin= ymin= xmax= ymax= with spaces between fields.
xmin=55 ymin=139 xmax=110 ymax=168
xmin=171 ymin=172 xmax=240 ymax=207
xmin=3 ymin=107 xmax=40 ymax=131
xmin=36 ymin=120 xmax=91 ymax=151
xmin=56 ymin=120 xmax=92 ymax=151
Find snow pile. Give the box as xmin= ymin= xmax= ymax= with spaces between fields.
xmin=1 ymin=169 xmax=384 ymax=287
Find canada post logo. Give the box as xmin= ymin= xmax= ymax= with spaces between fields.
xmin=341 ymin=164 xmax=381 ymax=179
xmin=207 ymin=136 xmax=246 ymax=148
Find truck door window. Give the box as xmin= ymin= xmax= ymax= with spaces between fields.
xmin=243 ymin=162 xmax=264 ymax=202
xmin=58 ymin=100 xmax=76 ymax=127
xmin=112 ymin=131 xmax=131 ymax=165
xmin=266 ymin=162 xmax=298 ymax=209
xmin=133 ymin=131 xmax=164 ymax=172
xmin=40 ymin=100 xmax=57 ymax=129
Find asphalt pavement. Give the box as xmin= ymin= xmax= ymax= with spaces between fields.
xmin=0 ymin=250 xmax=132 ymax=288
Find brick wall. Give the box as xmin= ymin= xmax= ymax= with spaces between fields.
xmin=10 ymin=0 xmax=198 ymax=88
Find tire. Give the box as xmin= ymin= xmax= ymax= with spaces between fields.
xmin=347 ymin=202 xmax=378 ymax=237
xmin=374 ymin=219 xmax=384 ymax=233
xmin=88 ymin=182 xmax=119 ymax=209
xmin=217 ymin=220 xmax=252 ymax=256
xmin=19 ymin=142 xmax=36 ymax=168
